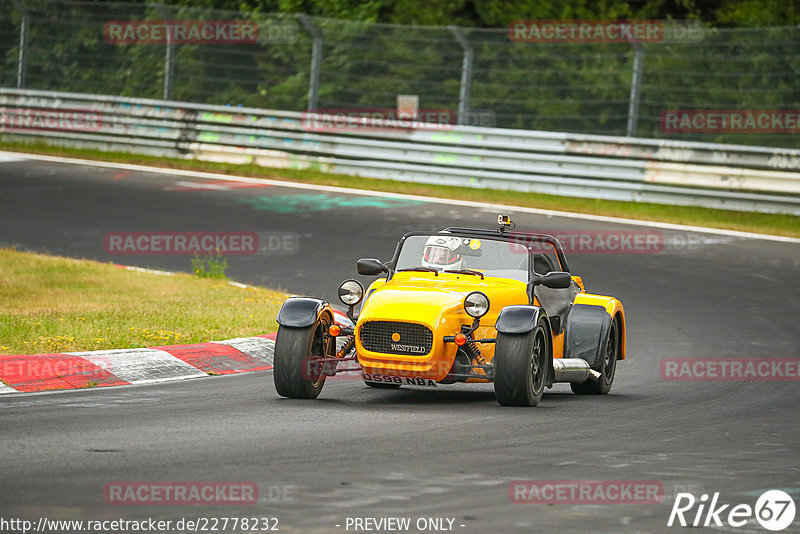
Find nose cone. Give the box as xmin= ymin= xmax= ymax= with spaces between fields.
xmin=360 ymin=285 xmax=466 ymax=324
xmin=356 ymin=284 xmax=467 ymax=381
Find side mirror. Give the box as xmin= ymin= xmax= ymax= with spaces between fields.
xmin=541 ymin=271 xmax=572 ymax=289
xmin=357 ymin=258 xmax=387 ymax=276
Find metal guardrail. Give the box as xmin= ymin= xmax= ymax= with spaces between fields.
xmin=2 ymin=88 xmax=800 ymax=215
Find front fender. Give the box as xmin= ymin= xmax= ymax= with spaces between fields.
xmin=276 ymin=297 xmax=332 ymax=328
xmin=495 ymin=305 xmax=548 ymax=335
xmin=495 ymin=305 xmax=555 ymax=387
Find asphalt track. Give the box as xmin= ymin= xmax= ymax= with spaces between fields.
xmin=0 ymin=153 xmax=799 ymax=533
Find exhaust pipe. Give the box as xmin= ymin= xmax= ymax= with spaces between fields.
xmin=553 ymin=358 xmax=601 ymax=383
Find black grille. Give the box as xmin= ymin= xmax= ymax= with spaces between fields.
xmin=359 ymin=321 xmax=433 ymax=356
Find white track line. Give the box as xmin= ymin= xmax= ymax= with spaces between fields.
xmin=0 ymin=154 xmax=26 ymax=163
xmin=2 ymin=150 xmax=798 ymax=244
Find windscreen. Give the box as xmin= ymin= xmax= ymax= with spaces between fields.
xmin=395 ymin=234 xmax=547 ymax=283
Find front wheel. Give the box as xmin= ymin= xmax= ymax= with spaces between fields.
xmin=273 ymin=314 xmax=332 ymax=399
xmin=493 ymin=321 xmax=549 ymax=407
xmin=571 ymin=317 xmax=619 ymax=395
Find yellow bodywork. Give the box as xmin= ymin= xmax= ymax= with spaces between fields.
xmin=354 ymin=271 xmax=626 ymax=383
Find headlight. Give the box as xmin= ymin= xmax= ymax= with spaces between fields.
xmin=338 ymin=279 xmax=364 ymax=306
xmin=464 ymin=291 xmax=490 ymax=318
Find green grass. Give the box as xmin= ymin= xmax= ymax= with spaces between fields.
xmin=1 ymin=140 xmax=799 ymax=237
xmin=0 ymin=248 xmax=286 ymax=355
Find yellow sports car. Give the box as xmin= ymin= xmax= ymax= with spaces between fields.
xmin=273 ymin=215 xmax=626 ymax=406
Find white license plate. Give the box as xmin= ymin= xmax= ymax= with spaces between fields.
xmin=362 ymin=373 xmax=437 ymax=387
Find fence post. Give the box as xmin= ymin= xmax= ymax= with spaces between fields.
xmin=299 ymin=14 xmax=322 ymax=111
xmin=626 ymin=43 xmax=644 ymax=137
xmin=164 ymin=34 xmax=175 ymax=100
xmin=11 ymin=0 xmax=29 ymax=88
xmin=154 ymin=5 xmax=175 ymax=100
xmin=449 ymin=26 xmax=473 ymax=126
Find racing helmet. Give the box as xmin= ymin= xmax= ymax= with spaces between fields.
xmin=421 ymin=235 xmax=463 ymax=271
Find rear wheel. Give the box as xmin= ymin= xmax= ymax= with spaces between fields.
xmin=493 ymin=321 xmax=549 ymax=407
xmin=273 ymin=314 xmax=332 ymax=399
xmin=571 ymin=317 xmax=619 ymax=395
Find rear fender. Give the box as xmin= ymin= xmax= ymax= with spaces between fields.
xmin=564 ymin=296 xmax=625 ymax=368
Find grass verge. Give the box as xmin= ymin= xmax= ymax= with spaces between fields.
xmin=1 ymin=140 xmax=798 ymax=238
xmin=0 ymin=248 xmax=286 ymax=355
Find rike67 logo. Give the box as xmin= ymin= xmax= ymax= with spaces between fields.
xmin=669 ymin=490 xmax=796 ymax=531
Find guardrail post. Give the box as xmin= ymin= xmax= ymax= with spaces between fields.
xmin=11 ymin=0 xmax=29 ymax=88
xmin=626 ymin=43 xmax=644 ymax=137
xmin=155 ymin=5 xmax=175 ymax=100
xmin=299 ymin=14 xmax=322 ymax=111
xmin=449 ymin=26 xmax=473 ymax=126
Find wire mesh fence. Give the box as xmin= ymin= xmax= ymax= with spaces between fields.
xmin=1 ymin=0 xmax=799 ymax=148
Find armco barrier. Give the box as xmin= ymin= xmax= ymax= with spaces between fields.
xmin=1 ymin=88 xmax=799 ymax=215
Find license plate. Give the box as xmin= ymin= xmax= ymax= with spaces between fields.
xmin=361 ymin=373 xmax=437 ymax=387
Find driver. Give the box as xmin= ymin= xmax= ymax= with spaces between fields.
xmin=421 ymin=236 xmax=464 ymax=271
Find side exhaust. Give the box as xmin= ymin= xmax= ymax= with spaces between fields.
xmin=553 ymin=358 xmax=601 ymax=383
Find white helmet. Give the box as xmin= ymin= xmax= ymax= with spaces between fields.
xmin=421 ymin=235 xmax=463 ymax=271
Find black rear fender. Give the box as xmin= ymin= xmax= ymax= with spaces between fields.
xmin=563 ymin=304 xmax=613 ymax=369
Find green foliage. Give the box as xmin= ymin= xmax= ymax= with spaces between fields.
xmin=120 ymin=0 xmax=800 ymax=27
xmin=191 ymin=252 xmax=229 ymax=280
xmin=1 ymin=0 xmax=798 ymax=147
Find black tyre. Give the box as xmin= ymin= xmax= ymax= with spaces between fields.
xmin=571 ymin=317 xmax=619 ymax=395
xmin=273 ymin=314 xmax=332 ymax=399
xmin=493 ymin=320 xmax=549 ymax=407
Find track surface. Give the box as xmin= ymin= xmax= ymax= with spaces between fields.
xmin=1 ymin=154 xmax=799 ymax=533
